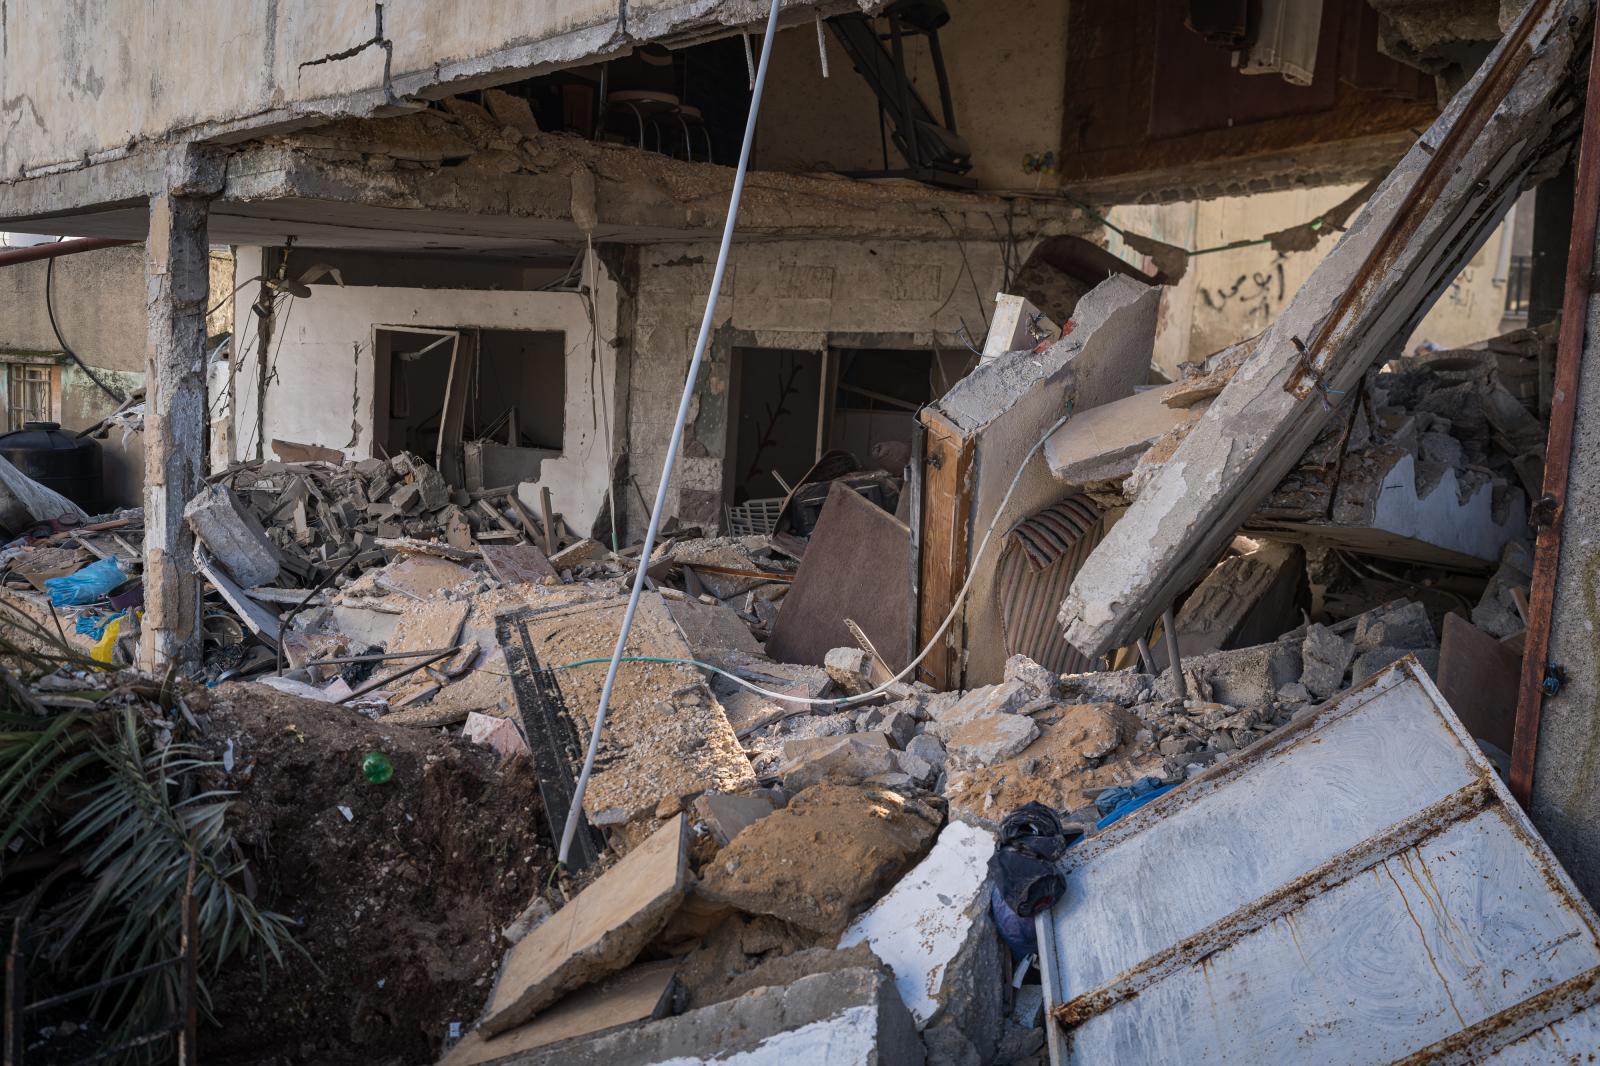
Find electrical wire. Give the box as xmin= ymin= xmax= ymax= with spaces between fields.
xmin=45 ymin=253 xmax=126 ymax=404
xmin=558 ymin=0 xmax=783 ymax=867
xmin=554 ymin=411 xmax=1071 ymax=708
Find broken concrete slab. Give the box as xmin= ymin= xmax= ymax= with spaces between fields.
xmin=664 ymin=596 xmax=764 ymax=670
xmin=692 ymin=791 xmax=777 ymax=846
xmin=1058 ymin=1 xmax=1585 ymax=659
xmin=1249 ymin=444 xmax=1527 ymax=568
xmin=441 ymin=960 xmax=678 ymax=1066
xmin=926 ymin=680 xmax=1036 ymax=740
xmin=779 ymin=733 xmax=898 ymax=792
xmin=699 ymin=783 xmax=941 ymax=937
xmin=1472 ymin=540 xmax=1532 ymax=638
xmin=481 ymin=815 xmax=688 ymax=1036
xmin=464 ymin=967 xmax=921 ymax=1066
xmin=478 ymin=543 xmax=558 ymax=587
xmin=945 ymin=713 xmax=1040 ymax=771
xmin=373 ymin=554 xmax=475 ymax=600
xmin=185 ymin=482 xmax=281 ymax=588
xmin=838 ymin=820 xmax=1000 ymax=1045
xmin=710 ymin=651 xmax=832 ymax=737
xmin=1043 ymin=386 xmax=1202 ymax=487
xmin=1165 ymin=540 xmax=1307 ymax=662
xmin=497 ymin=596 xmax=754 ymax=826
xmin=1300 ymin=623 xmax=1356 ymax=698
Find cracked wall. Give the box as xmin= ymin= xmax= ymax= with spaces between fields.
xmin=0 ymin=0 xmax=854 ymax=182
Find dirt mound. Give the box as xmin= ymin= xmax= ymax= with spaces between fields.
xmin=197 ymin=682 xmax=552 ymax=1065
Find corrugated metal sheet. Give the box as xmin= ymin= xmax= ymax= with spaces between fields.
xmin=1036 ymin=658 xmax=1600 ymax=1065
xmin=995 ymin=497 xmax=1104 ymax=675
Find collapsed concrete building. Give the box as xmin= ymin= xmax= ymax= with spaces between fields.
xmin=8 ymin=0 xmax=1600 ymax=1064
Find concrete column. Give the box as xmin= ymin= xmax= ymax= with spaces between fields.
xmin=140 ymin=188 xmax=213 ymax=671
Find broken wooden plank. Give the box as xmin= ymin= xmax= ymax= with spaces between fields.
xmin=1437 ymin=612 xmax=1520 ymax=755
xmin=1059 ymin=0 xmax=1587 ymax=659
xmin=481 ymin=815 xmax=688 ymax=1036
xmin=480 ymin=543 xmax=558 ymax=586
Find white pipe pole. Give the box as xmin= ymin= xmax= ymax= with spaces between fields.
xmin=558 ymin=0 xmax=784 ymax=865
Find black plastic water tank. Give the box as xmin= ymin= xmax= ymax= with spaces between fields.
xmin=0 ymin=422 xmax=102 ymax=513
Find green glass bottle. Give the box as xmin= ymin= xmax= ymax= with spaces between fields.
xmin=362 ymin=750 xmax=394 ymax=784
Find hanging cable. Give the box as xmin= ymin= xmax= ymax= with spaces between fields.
xmin=45 ymin=253 xmax=126 ymax=405
xmin=558 ymin=0 xmax=783 ymax=867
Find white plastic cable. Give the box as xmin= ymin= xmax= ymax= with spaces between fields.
xmin=557 ymin=412 xmax=1070 ymax=709
xmin=558 ymin=0 xmax=784 ymax=866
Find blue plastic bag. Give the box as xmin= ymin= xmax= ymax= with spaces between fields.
xmin=75 ymin=608 xmax=127 ymax=639
xmin=44 ymin=558 xmax=125 ymax=607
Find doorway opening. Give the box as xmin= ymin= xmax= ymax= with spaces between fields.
xmin=724 ymin=344 xmax=965 ymax=511
xmin=374 ymin=326 xmax=566 ymax=488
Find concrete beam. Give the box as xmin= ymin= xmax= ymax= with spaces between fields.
xmin=1 ymin=130 xmax=1091 ymax=249
xmin=1058 ymin=0 xmax=1585 ymax=660
xmin=140 ymin=155 xmax=221 ymax=671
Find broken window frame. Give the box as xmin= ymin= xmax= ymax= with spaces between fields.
xmin=0 ymin=356 xmax=60 ymax=433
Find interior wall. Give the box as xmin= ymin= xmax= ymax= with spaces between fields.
xmin=1105 ymin=182 xmax=1526 ymax=374
xmin=231 ymin=254 xmax=620 ymax=535
xmin=623 ymin=236 xmax=1011 ymax=540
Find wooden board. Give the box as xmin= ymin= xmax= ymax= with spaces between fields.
xmin=1038 ymin=660 xmax=1600 ymax=1065
xmin=480 ymin=543 xmax=557 ymax=586
xmin=766 ymin=481 xmax=912 ymax=671
xmin=915 ymin=408 xmax=975 ymax=689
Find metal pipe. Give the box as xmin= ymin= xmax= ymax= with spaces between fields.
xmin=0 ymin=237 xmax=135 ymax=268
xmin=1509 ymin=8 xmax=1600 ymax=807
xmin=1161 ymin=608 xmax=1187 ymax=700
xmin=557 ymin=0 xmax=785 ymax=868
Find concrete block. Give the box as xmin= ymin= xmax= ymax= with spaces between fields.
xmin=1300 ymin=624 xmax=1355 ymax=698
xmin=1043 ymin=386 xmax=1200 ymax=486
xmin=1184 ymin=640 xmax=1302 ymax=707
xmin=481 ymin=816 xmax=688 ymax=1035
xmin=473 ymin=967 xmax=923 ymax=1065
xmin=692 ymin=791 xmax=776 ymax=846
xmin=906 ymin=733 xmax=947 ymax=773
xmin=1352 ymin=600 xmax=1436 ymax=653
xmin=700 ymin=784 xmax=941 ymax=936
xmin=779 ymin=734 xmax=898 ymax=792
xmin=1002 ymin=654 xmax=1060 ymax=699
xmin=184 ymin=482 xmax=281 ymax=588
xmin=927 ymin=680 xmax=1035 ymax=740
xmin=945 ymin=714 xmax=1040 ymax=771
xmin=825 ymin=646 xmax=872 ymax=695
xmin=839 ymin=821 xmax=999 ymax=1035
